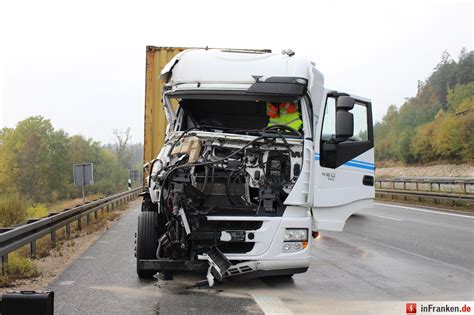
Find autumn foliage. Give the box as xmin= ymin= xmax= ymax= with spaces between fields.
xmin=375 ymin=49 xmax=473 ymax=164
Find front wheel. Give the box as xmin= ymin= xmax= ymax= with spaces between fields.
xmin=136 ymin=212 xmax=159 ymax=278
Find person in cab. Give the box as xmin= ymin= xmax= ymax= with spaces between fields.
xmin=266 ymin=102 xmax=302 ymax=131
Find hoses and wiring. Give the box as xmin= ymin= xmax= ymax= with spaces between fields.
xmin=159 ymin=135 xmax=267 ymax=208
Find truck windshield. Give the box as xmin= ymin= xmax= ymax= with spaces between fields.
xmin=173 ymin=97 xmax=304 ymax=136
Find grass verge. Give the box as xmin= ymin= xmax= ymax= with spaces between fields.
xmin=0 ymin=253 xmax=40 ymax=287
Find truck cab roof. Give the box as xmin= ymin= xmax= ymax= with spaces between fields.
xmin=161 ymin=49 xmax=324 ymax=90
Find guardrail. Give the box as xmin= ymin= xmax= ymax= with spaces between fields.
xmin=375 ymin=188 xmax=474 ymax=206
xmin=0 ymin=187 xmax=143 ymax=273
xmin=376 ymin=177 xmax=474 ymax=194
xmin=375 ymin=177 xmax=473 ymax=206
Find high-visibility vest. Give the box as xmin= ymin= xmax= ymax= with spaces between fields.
xmin=267 ymin=102 xmax=302 ymax=130
xmin=268 ymin=113 xmax=302 ymax=130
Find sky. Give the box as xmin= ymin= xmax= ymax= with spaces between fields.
xmin=0 ymin=0 xmax=472 ymax=144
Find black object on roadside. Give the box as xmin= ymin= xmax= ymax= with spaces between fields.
xmin=1 ymin=291 xmax=54 ymax=315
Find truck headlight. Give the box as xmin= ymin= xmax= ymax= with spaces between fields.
xmin=282 ymin=229 xmax=308 ymax=253
xmin=284 ymin=229 xmax=308 ymax=241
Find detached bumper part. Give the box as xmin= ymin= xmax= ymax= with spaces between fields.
xmin=199 ymin=247 xmax=231 ymax=287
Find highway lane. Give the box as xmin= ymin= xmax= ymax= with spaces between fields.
xmin=48 ymin=201 xmax=473 ymax=314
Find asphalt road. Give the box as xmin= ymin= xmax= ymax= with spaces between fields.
xmin=47 ymin=201 xmax=474 ymax=314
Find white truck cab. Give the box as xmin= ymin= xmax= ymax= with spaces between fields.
xmin=136 ymin=48 xmax=374 ymax=284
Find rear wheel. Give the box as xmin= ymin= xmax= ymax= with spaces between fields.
xmin=136 ymin=212 xmax=159 ymax=278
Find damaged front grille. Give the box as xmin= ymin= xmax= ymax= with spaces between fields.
xmin=225 ymin=265 xmax=254 ymax=276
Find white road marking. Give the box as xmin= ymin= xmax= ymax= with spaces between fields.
xmin=98 ymin=240 xmax=110 ymax=244
xmin=375 ymin=202 xmax=474 ymax=219
xmin=359 ymin=212 xmax=403 ymax=221
xmin=79 ymin=256 xmax=95 ymax=259
xmin=250 ymin=294 xmax=293 ymax=315
xmin=58 ymin=281 xmax=75 ymax=286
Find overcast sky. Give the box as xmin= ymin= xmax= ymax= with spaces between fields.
xmin=0 ymin=0 xmax=472 ymax=144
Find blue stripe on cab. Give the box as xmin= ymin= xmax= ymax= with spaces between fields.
xmin=343 ymin=162 xmax=375 ymax=170
xmin=350 ymin=159 xmax=374 ymax=166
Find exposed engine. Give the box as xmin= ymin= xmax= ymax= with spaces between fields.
xmin=147 ymin=131 xmax=303 ymax=265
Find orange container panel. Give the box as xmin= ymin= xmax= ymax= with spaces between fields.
xmin=143 ymin=46 xmax=185 ymax=164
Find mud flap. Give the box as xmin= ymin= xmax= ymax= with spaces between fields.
xmin=198 ymin=247 xmax=231 ymax=287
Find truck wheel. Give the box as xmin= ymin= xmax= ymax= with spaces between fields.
xmin=136 ymin=212 xmax=159 ymax=278
xmin=141 ymin=194 xmax=158 ymax=212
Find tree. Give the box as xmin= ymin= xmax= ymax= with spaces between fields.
xmin=113 ymin=128 xmax=133 ymax=169
xmin=375 ymin=49 xmax=473 ymax=164
xmin=12 ymin=117 xmax=54 ymax=202
xmin=0 ymin=116 xmax=134 ymax=204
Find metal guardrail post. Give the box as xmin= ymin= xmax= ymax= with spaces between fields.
xmin=66 ymin=223 xmax=71 ymax=238
xmin=86 ymin=213 xmax=90 ymax=225
xmin=94 ymin=209 xmax=98 ymax=220
xmin=77 ymin=217 xmax=82 ymax=230
xmin=1 ymin=254 xmax=8 ymax=275
xmin=30 ymin=240 xmax=36 ymax=258
xmin=51 ymin=230 xmax=57 ymax=248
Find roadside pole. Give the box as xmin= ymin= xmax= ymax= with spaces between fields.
xmin=82 ymin=179 xmax=86 ymax=204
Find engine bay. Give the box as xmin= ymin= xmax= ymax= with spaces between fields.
xmin=147 ymin=129 xmax=304 ymax=261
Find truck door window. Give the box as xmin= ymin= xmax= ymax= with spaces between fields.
xmin=352 ymin=104 xmax=368 ymax=141
xmin=320 ymin=95 xmax=373 ymax=169
xmin=321 ymin=97 xmax=369 ymax=142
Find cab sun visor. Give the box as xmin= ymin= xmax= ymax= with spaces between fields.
xmin=246 ymin=76 xmax=308 ymax=97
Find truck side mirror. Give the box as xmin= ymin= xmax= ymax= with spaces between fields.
xmin=336 ymin=96 xmax=354 ymax=140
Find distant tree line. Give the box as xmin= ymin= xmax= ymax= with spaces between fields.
xmin=375 ymin=49 xmax=474 ymax=164
xmin=0 ymin=116 xmax=143 ymax=225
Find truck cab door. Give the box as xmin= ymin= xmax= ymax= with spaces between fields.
xmin=312 ymin=91 xmax=375 ymax=231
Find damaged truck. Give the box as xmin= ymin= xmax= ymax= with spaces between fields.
xmin=136 ymin=47 xmax=375 ymax=285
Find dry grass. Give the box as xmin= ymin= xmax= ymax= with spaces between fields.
xmin=26 ymin=204 xmax=49 ymax=219
xmin=0 ymin=194 xmax=26 ymax=227
xmin=0 ymin=253 xmax=40 ymax=288
xmin=50 ymin=193 xmax=103 ymax=212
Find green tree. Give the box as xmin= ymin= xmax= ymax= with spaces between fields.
xmin=375 ymin=49 xmax=473 ymax=164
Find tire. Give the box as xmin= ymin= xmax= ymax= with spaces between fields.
xmin=136 ymin=212 xmax=159 ymax=278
